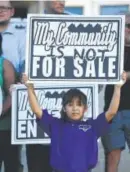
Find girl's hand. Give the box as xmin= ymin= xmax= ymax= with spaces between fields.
xmin=22 ymin=73 xmax=34 ymax=88
xmin=115 ymin=71 xmax=127 ymax=88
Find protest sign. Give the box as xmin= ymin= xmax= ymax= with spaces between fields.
xmin=11 ymin=84 xmax=98 ymax=144
xmin=26 ymin=14 xmax=124 ymax=84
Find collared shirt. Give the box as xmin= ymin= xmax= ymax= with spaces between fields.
xmin=1 ymin=22 xmax=25 ymax=74
xmin=37 ymin=110 xmax=109 ymax=172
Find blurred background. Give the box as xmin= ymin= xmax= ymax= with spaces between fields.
xmin=10 ymin=0 xmax=130 ymax=28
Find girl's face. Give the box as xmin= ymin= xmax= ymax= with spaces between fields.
xmin=64 ymin=97 xmax=87 ymax=121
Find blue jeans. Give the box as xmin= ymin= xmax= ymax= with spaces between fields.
xmin=101 ymin=110 xmax=130 ymax=152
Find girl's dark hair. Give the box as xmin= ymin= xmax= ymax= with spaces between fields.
xmin=61 ymin=88 xmax=87 ymax=121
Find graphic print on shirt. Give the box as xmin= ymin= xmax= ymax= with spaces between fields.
xmin=79 ymin=124 xmax=92 ymax=132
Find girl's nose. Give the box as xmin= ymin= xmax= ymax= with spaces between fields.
xmin=72 ymin=104 xmax=77 ymax=110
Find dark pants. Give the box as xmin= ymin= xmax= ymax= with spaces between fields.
xmin=0 ymin=131 xmax=19 ymax=172
xmin=26 ymin=144 xmax=52 ymax=172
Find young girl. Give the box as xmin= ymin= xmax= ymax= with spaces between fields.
xmin=22 ymin=73 xmax=126 ymax=172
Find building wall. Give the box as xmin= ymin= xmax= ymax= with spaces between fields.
xmin=65 ymin=0 xmax=130 ymax=15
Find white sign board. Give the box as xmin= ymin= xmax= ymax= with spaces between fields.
xmin=26 ymin=14 xmax=125 ymax=84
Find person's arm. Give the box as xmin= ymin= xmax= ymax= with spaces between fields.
xmin=105 ymin=85 xmax=121 ymax=122
xmin=105 ymin=72 xmax=127 ymax=122
xmin=89 ymin=80 xmax=125 ymax=138
xmin=22 ymin=73 xmax=42 ymax=119
xmin=89 ymin=73 xmax=127 ymax=138
xmin=2 ymin=59 xmax=16 ymax=115
xmin=104 ymin=85 xmax=114 ymax=111
xmin=27 ymin=84 xmax=42 ymax=119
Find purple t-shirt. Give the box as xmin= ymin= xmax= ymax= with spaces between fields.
xmin=37 ymin=110 xmax=109 ymax=172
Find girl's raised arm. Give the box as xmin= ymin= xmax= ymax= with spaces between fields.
xmin=105 ymin=71 xmax=127 ymax=122
xmin=22 ymin=73 xmax=42 ymax=119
